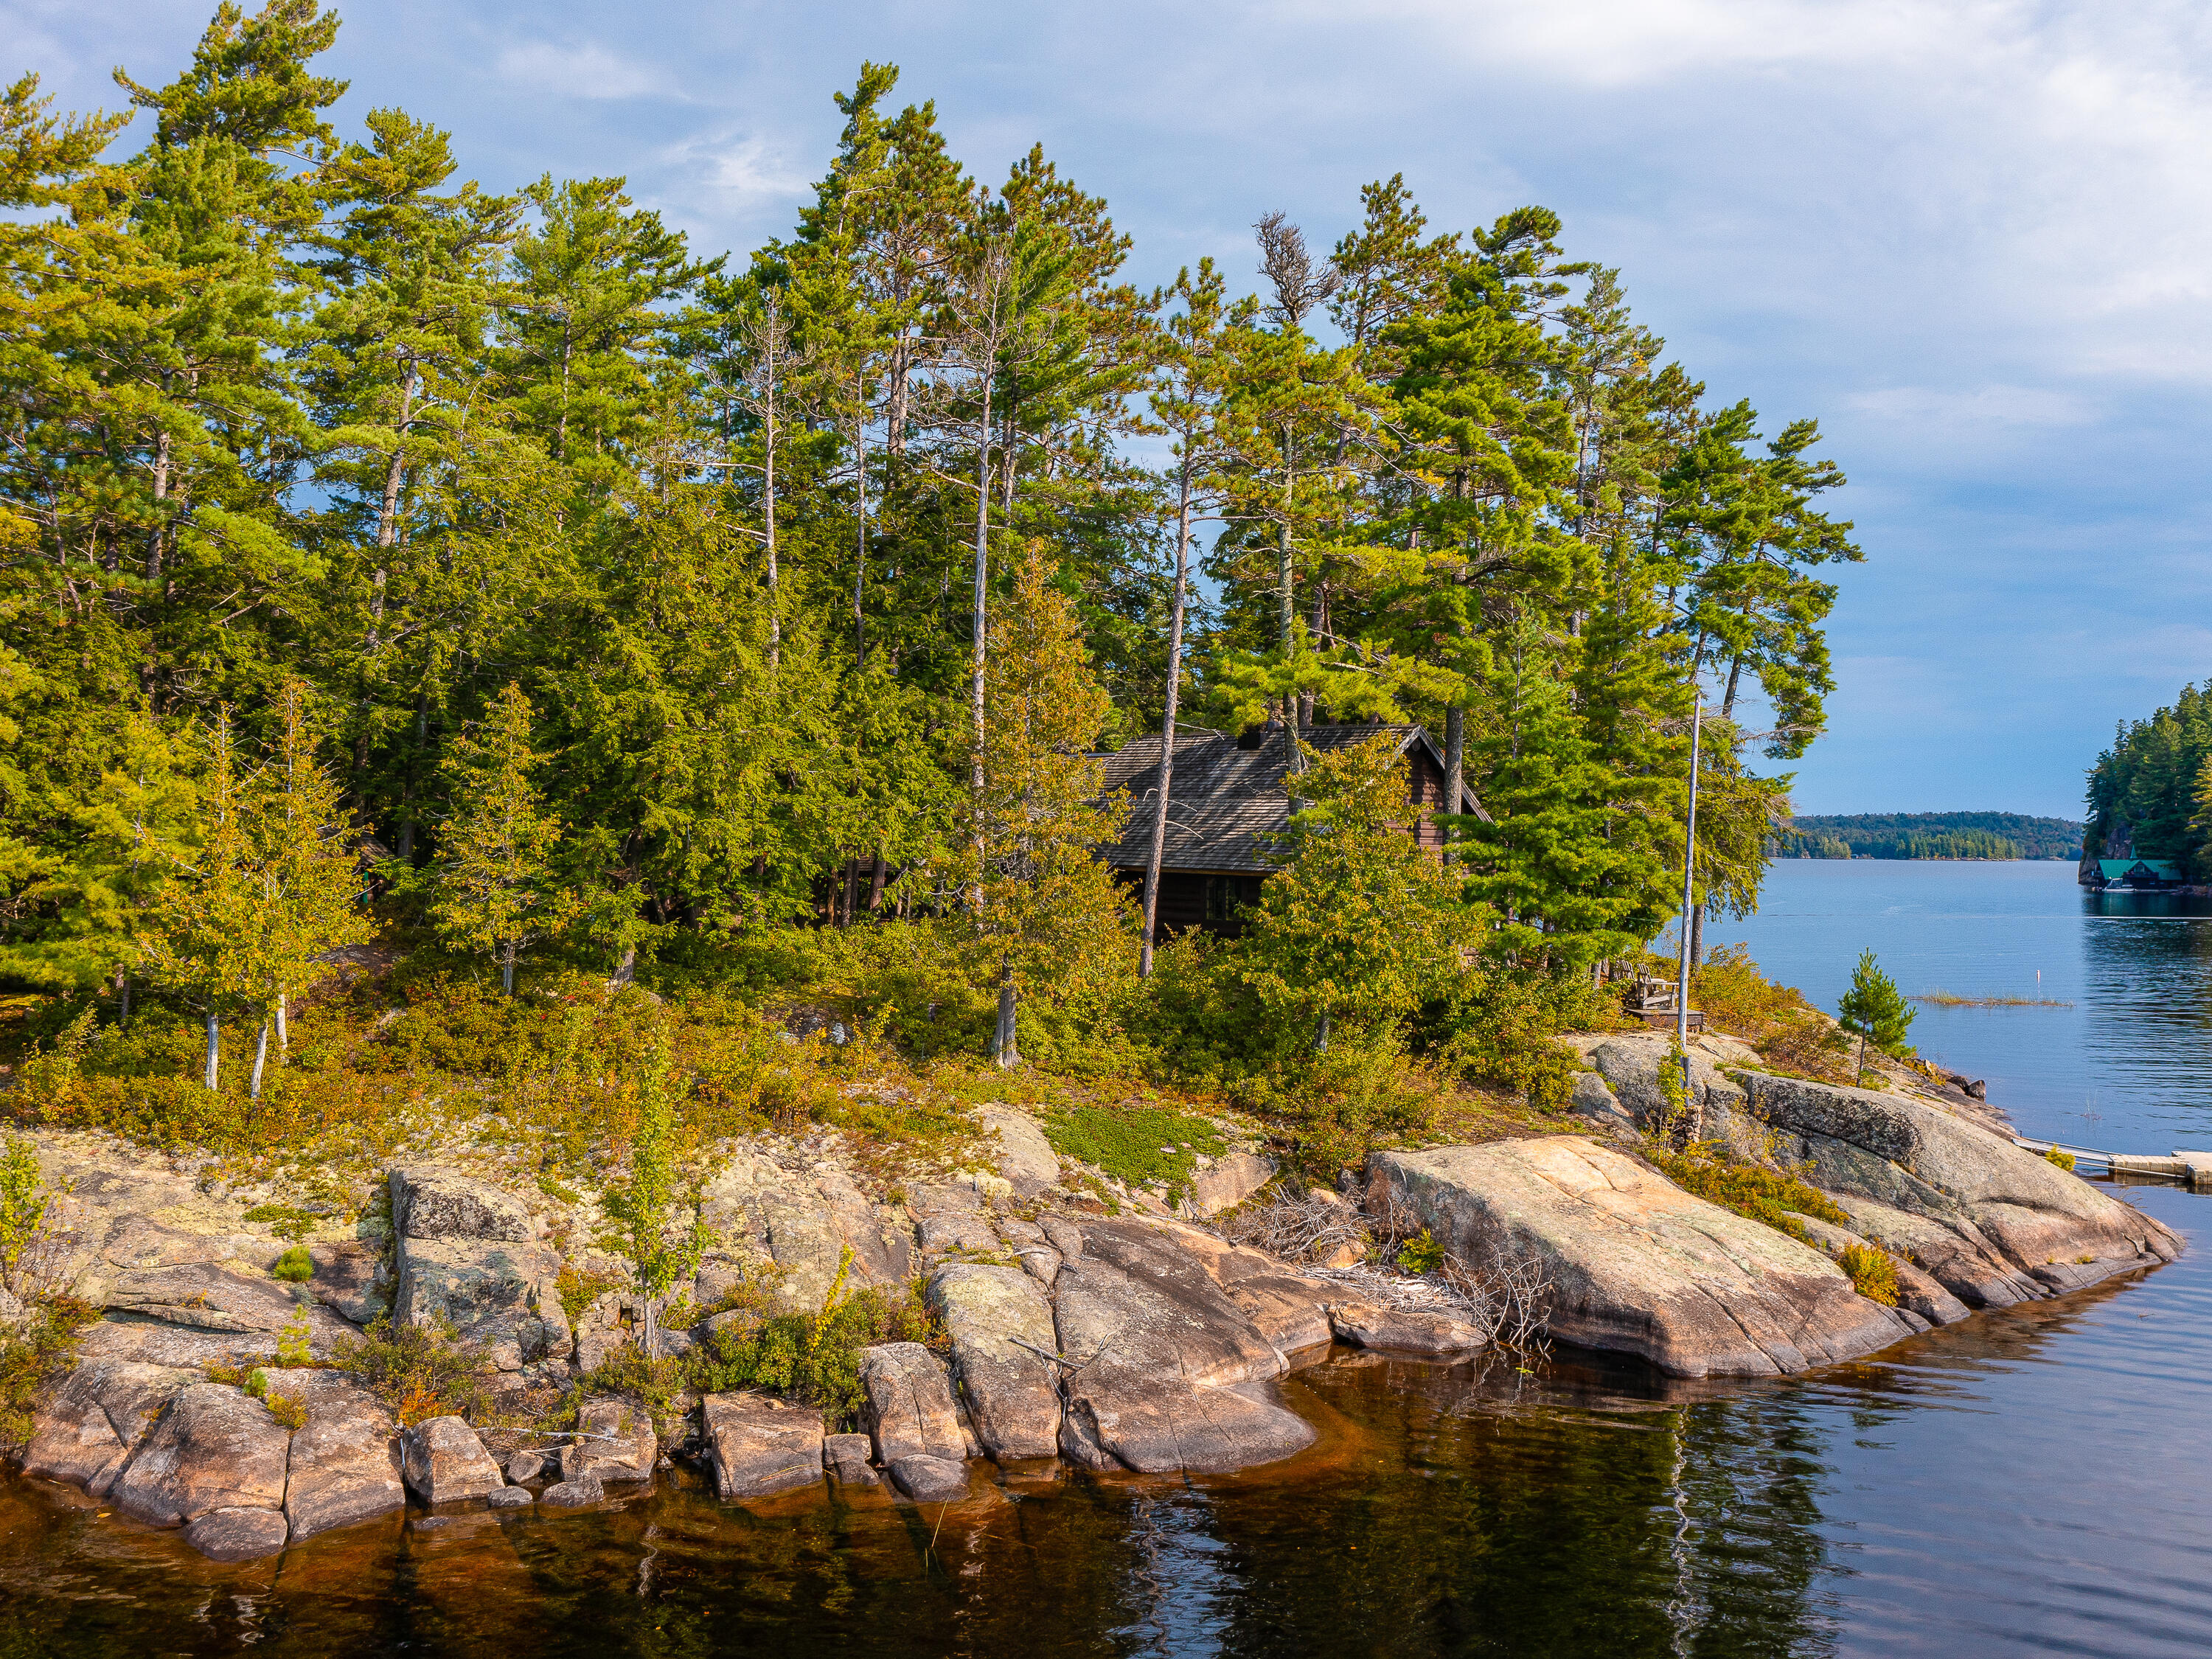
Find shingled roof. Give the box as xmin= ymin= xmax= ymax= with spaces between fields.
xmin=1099 ymin=723 xmax=1484 ymax=875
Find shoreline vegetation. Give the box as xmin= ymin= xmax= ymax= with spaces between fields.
xmin=1911 ymin=990 xmax=2072 ymax=1009
xmin=1773 ymin=813 xmax=2084 ymax=862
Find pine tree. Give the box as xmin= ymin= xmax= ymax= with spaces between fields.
xmin=429 ymin=682 xmax=575 ymax=994
xmin=1837 ymin=947 xmax=1913 ymax=1078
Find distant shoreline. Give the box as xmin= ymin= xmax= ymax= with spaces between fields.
xmin=1773 ymin=811 xmax=2082 ymax=863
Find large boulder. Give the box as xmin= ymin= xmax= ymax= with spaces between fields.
xmin=1371 ymin=1138 xmax=1916 ymax=1378
xmin=110 ymin=1382 xmax=292 ymax=1528
xmin=1183 ymin=1152 xmax=1276 ymax=1220
xmin=1050 ymin=1220 xmax=1312 ymax=1474
xmin=389 ymin=1167 xmax=571 ymax=1373
xmin=696 ymin=1152 xmax=913 ymax=1315
xmin=886 ymin=1454 xmax=970 ymax=1503
xmin=701 ymin=1393 xmax=824 ymax=1500
xmin=928 ymin=1264 xmax=1062 ymax=1459
xmin=857 ymin=1342 xmax=966 ymax=1464
xmin=265 ymin=1369 xmax=405 ymax=1541
xmin=1739 ymin=1074 xmax=2181 ymax=1304
xmin=397 ymin=1416 xmax=504 ymax=1505
xmin=22 ymin=1359 xmax=194 ymax=1496
xmin=566 ymin=1396 xmax=656 ymax=1484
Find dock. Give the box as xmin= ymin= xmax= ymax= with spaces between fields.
xmin=2012 ymin=1137 xmax=2212 ymax=1186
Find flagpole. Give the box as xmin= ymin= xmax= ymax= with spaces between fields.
xmin=1675 ymin=693 xmax=1704 ymax=1134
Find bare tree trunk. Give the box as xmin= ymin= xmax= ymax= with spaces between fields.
xmin=250 ymin=1020 xmax=268 ymax=1102
xmin=852 ymin=373 xmax=869 ymax=665
xmin=868 ymin=852 xmax=886 ymax=911
xmin=204 ymin=1013 xmax=220 ymax=1092
xmin=116 ymin=970 xmax=131 ymax=1033
xmin=969 ymin=376 xmax=995 ymax=908
xmin=1279 ymin=450 xmax=1303 ymax=772
xmin=764 ymin=324 xmax=780 ymax=669
xmin=501 ymin=940 xmax=517 ymax=997
xmin=991 ymin=956 xmax=1020 ymax=1068
xmin=276 ymin=994 xmax=288 ymax=1061
xmin=1141 ymin=454 xmax=1196 ymax=976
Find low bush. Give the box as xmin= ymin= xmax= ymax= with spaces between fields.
xmin=270 ymin=1245 xmax=313 ymax=1283
xmin=0 ymin=1295 xmax=97 ymax=1450
xmin=1691 ymin=946 xmax=1854 ymax=1082
xmin=1840 ymin=1242 xmax=1899 ymax=1305
xmin=1645 ymin=1144 xmax=1851 ymax=1242
xmin=331 ymin=1315 xmax=488 ymax=1424
xmin=2045 ymin=1146 xmax=2077 ymax=1172
xmin=1396 ymin=1228 xmax=1446 ymax=1275
xmin=683 ymin=1270 xmax=942 ymax=1430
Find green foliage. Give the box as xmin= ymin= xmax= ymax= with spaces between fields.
xmin=556 ymin=1262 xmax=619 ymax=1326
xmin=0 ymin=1133 xmax=51 ymax=1297
xmin=1037 ymin=1103 xmax=1228 ymax=1194
xmin=264 ymin=1388 xmax=307 ymax=1431
xmin=0 ymin=1296 xmax=96 ymax=1451
xmin=682 ymin=1279 xmax=941 ymax=1430
xmin=276 ymin=1304 xmax=313 ymax=1366
xmin=331 ymin=1315 xmax=488 ymax=1425
xmin=1646 ymin=1143 xmax=1850 ymax=1242
xmin=1775 ymin=813 xmax=2082 ymax=862
xmin=1396 ymin=1228 xmax=1444 ymax=1274
xmin=1837 ymin=947 xmax=1915 ymax=1063
xmin=269 ymin=1244 xmax=313 ymax=1282
xmin=1690 ymin=945 xmax=1854 ymax=1083
xmin=1840 ymin=1242 xmax=1899 ymax=1306
xmin=2087 ymin=683 xmax=2212 ymax=876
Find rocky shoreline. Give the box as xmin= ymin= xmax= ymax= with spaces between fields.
xmin=6 ymin=1029 xmax=2179 ymax=1560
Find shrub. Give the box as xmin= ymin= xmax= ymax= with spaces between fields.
xmin=1691 ymin=946 xmax=1854 ymax=1082
xmin=265 ymin=1389 xmax=308 ymax=1430
xmin=0 ymin=1296 xmax=97 ymax=1450
xmin=1396 ymin=1228 xmax=1446 ymax=1275
xmin=2045 ymin=1145 xmax=2077 ymax=1172
xmin=331 ymin=1315 xmax=488 ymax=1424
xmin=276 ymin=1306 xmax=314 ymax=1366
xmin=246 ymin=1205 xmax=320 ymax=1243
xmin=683 ymin=1272 xmax=941 ymax=1430
xmin=557 ymin=1262 xmax=619 ymax=1325
xmin=1840 ymin=1243 xmax=1899 ymax=1305
xmin=270 ymin=1245 xmax=313 ymax=1283
xmin=1645 ymin=1144 xmax=1851 ymax=1241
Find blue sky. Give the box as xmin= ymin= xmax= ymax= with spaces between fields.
xmin=13 ymin=0 xmax=2211 ymax=819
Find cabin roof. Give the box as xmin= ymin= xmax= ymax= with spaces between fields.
xmin=1099 ymin=722 xmax=1484 ymax=875
xmin=2098 ymin=858 xmax=2183 ymax=880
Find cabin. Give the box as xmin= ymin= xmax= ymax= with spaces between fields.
xmin=1097 ymin=722 xmax=1482 ymax=939
xmin=2087 ymin=858 xmax=2185 ymax=891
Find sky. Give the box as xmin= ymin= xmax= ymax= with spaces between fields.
xmin=10 ymin=0 xmax=2212 ymax=819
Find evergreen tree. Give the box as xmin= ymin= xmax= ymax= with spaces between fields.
xmin=1837 ymin=947 xmax=1913 ymax=1077
xmin=429 ymin=682 xmax=574 ymax=993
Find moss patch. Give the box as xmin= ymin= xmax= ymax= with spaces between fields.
xmin=1039 ymin=1104 xmax=1228 ymax=1196
xmin=1646 ymin=1145 xmax=1851 ymax=1243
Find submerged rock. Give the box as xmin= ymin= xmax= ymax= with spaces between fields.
xmin=701 ymin=1393 xmax=824 ymax=1500
xmin=1327 ymin=1304 xmax=1484 ymax=1356
xmin=486 ymin=1484 xmax=533 ymax=1509
xmin=540 ymin=1472 xmax=604 ymax=1508
xmin=1372 ymin=1138 xmax=1916 ymax=1378
xmin=886 ymin=1453 xmax=969 ymax=1503
xmin=185 ymin=1505 xmax=289 ymax=1562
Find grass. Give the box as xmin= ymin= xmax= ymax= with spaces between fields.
xmin=1911 ymin=990 xmax=2072 ymax=1008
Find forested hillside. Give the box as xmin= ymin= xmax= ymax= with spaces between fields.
xmin=1774 ymin=813 xmax=2082 ymax=860
xmin=2084 ymin=684 xmax=2212 ymax=877
xmin=0 ymin=2 xmax=1860 ymax=1113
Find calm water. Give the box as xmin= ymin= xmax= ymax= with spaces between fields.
xmin=5 ymin=860 xmax=2211 ymax=1658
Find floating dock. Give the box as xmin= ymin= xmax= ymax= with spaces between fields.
xmin=2012 ymin=1138 xmax=2212 ymax=1186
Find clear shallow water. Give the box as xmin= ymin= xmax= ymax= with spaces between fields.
xmin=4 ymin=860 xmax=2211 ymax=1658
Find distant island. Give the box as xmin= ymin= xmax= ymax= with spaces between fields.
xmin=1773 ymin=813 xmax=2084 ymax=861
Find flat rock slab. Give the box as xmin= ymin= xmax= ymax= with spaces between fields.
xmin=262 ymin=1369 xmax=404 ymax=1542
xmin=858 ymin=1342 xmax=966 ymax=1464
xmin=1742 ymin=1074 xmax=2183 ymax=1306
xmin=1183 ymin=1152 xmax=1276 ymax=1220
xmin=1145 ymin=1226 xmax=1334 ymax=1355
xmin=540 ymin=1472 xmax=604 ymax=1508
xmin=973 ymin=1106 xmax=1060 ymax=1193
xmin=390 ymin=1167 xmax=533 ymax=1243
xmin=702 ymin=1393 xmax=824 ymax=1501
xmin=111 ymin=1382 xmax=291 ymax=1528
xmin=24 ymin=1359 xmax=195 ymax=1497
xmin=928 ymin=1265 xmax=1061 ymax=1460
xmin=74 ymin=1317 xmax=282 ymax=1371
xmin=569 ymin=1397 xmax=655 ymax=1484
xmin=185 ymin=1505 xmax=290 ymax=1562
xmin=486 ymin=1484 xmax=533 ymax=1509
xmin=1060 ymin=1367 xmax=1314 ymax=1475
xmin=1328 ymin=1304 xmax=1484 ymax=1356
xmin=886 ymin=1454 xmax=970 ymax=1503
xmin=398 ymin=1416 xmax=504 ymax=1505
xmin=1372 ymin=1138 xmax=1916 ymax=1379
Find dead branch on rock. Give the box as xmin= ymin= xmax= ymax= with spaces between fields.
xmin=1221 ymin=1186 xmax=1370 ymax=1265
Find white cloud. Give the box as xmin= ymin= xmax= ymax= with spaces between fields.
xmin=1845 ymin=386 xmax=2094 ymax=429
xmin=657 ymin=131 xmax=812 ymax=209
xmin=493 ymin=40 xmax=667 ymax=101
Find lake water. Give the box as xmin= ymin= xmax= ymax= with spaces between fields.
xmin=4 ymin=860 xmax=2211 ymax=1658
